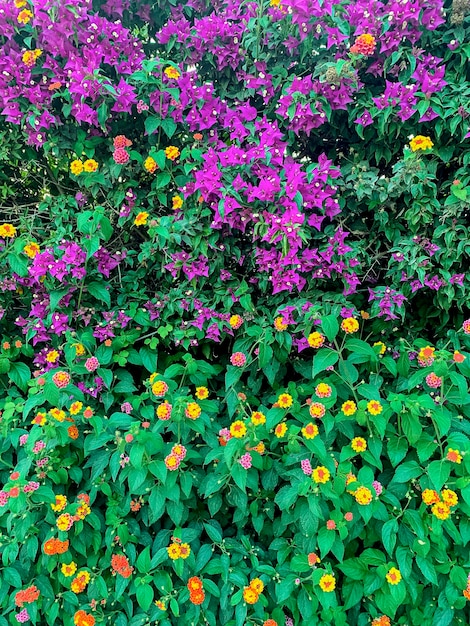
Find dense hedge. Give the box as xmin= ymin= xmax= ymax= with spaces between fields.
xmin=1 ymin=1 xmax=470 ymax=625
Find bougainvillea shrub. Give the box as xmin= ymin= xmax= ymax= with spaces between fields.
xmin=1 ymin=0 xmax=470 ymax=625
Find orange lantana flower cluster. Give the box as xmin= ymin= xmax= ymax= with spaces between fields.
xmin=111 ymin=553 xmax=134 ymax=578
xmin=43 ymin=538 xmax=69 ymax=555
xmin=187 ymin=576 xmax=205 ymax=605
xmin=15 ymin=585 xmax=40 ymax=607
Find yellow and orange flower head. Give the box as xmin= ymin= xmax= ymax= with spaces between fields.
xmin=165 ymin=146 xmax=180 ymax=161
xmin=301 ymin=422 xmax=319 ymax=439
xmin=417 ymin=345 xmax=435 ymax=366
xmin=315 ymin=382 xmax=332 ymax=398
xmin=179 ymin=543 xmax=191 ymax=559
xmin=164 ymin=66 xmax=180 ymax=79
xmin=61 ymin=561 xmax=77 ymax=577
xmin=57 ymin=513 xmax=74 ymax=531
xmin=167 ymin=543 xmax=182 ymax=560
xmin=422 ymin=489 xmax=440 ymax=505
xmin=71 ymin=570 xmax=91 ymax=593
xmin=72 ymin=342 xmax=85 ymax=356
xmin=155 ymin=600 xmax=166 ymax=610
xmin=230 ymin=420 xmax=247 ymax=438
xmin=185 ymin=402 xmax=201 ymax=419
xmin=73 ymin=610 xmax=95 ymax=626
xmin=341 ymin=317 xmax=359 ymax=334
xmin=156 ymin=401 xmax=172 ymax=420
xmin=441 ymin=489 xmax=458 ymax=507
xmin=195 ymin=386 xmax=209 ymax=400
xmin=229 ymin=314 xmax=243 ymax=329
xmin=373 ymin=341 xmax=387 ymax=355
xmin=76 ymin=503 xmax=91 ymax=519
xmin=309 ymin=402 xmax=326 ymax=419
xmin=69 ymin=401 xmax=83 ymax=415
xmin=172 ymin=195 xmax=183 ymax=210
xmin=319 ymin=573 xmax=336 ymax=592
xmin=249 ymin=578 xmax=264 ymax=594
xmin=432 ymin=502 xmax=451 ymax=520
xmin=144 ymin=156 xmax=158 ymax=173
xmin=134 ymin=211 xmax=149 ymax=226
xmin=409 ymin=135 xmax=434 ymax=152
xmin=312 ymin=466 xmax=330 ymax=484
xmin=46 ymin=349 xmax=60 ymax=363
xmin=354 ymin=486 xmax=373 ymax=505
xmin=277 ymin=393 xmax=293 ymax=408
xmin=51 ymin=494 xmax=67 ymax=512
xmin=243 ymin=586 xmax=259 ymax=604
xmin=274 ymin=316 xmax=288 ymax=331
xmin=70 ymin=159 xmax=83 ymax=175
xmin=251 ymin=411 xmax=266 ymax=426
xmin=308 ymin=552 xmax=320 ymax=566
xmin=50 ymin=408 xmax=66 ymax=422
xmin=151 ymin=380 xmax=168 ymax=397
xmin=23 ymin=242 xmax=40 ymax=258
xmin=307 ymin=331 xmax=325 ymax=348
xmin=31 ymin=411 xmax=47 ymax=426
xmin=341 ymin=400 xmax=357 ymax=416
xmin=17 ymin=9 xmax=33 ymax=24
xmin=83 ymin=159 xmax=98 ymax=173
xmin=367 ymin=400 xmax=383 ymax=415
xmin=0 ymin=223 xmax=18 ymax=238
xmin=351 ymin=437 xmax=367 ymax=453
xmin=386 ymin=567 xmax=402 ymax=585
xmin=446 ymin=448 xmax=462 ymax=464
xmin=187 ymin=576 xmax=203 ymax=592
xmin=274 ymin=422 xmax=287 ymax=437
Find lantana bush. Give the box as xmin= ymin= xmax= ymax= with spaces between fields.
xmin=0 ymin=1 xmax=470 ymax=625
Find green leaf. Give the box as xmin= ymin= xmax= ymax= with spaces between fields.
xmin=258 ymin=343 xmax=273 ymax=369
xmin=387 ymin=437 xmax=408 ymax=467
xmin=427 ymin=460 xmax=451 ymax=491
xmin=225 ymin=365 xmax=243 ymax=390
xmin=136 ymin=584 xmax=154 ymax=611
xmin=401 ymin=412 xmax=422 ymax=444
xmin=87 ymin=281 xmax=111 ymax=307
xmin=317 ymin=525 xmax=335 ymax=559
xmin=8 ymin=362 xmax=31 ymax=390
xmin=231 ymin=463 xmax=247 ymax=492
xmin=338 ymin=558 xmax=369 ymax=580
xmin=321 ymin=315 xmax=339 ymax=342
xmin=136 ymin=547 xmax=151 ymax=573
xmin=8 ymin=253 xmax=28 ymax=277
xmin=196 ymin=544 xmax=213 ymax=571
xmin=339 ymin=359 xmax=359 ymax=384
xmin=144 ymin=116 xmax=160 ymax=135
xmin=382 ymin=518 xmax=398 ymax=556
xmin=312 ymin=349 xmax=339 ymax=378
xmin=345 ymin=338 xmax=377 ymax=358
xmin=274 ymin=484 xmax=298 ymax=511
xmin=393 ymin=461 xmax=423 ymax=483
xmin=161 ymin=118 xmax=177 ymax=138
xmin=415 ymin=555 xmax=438 ymax=585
